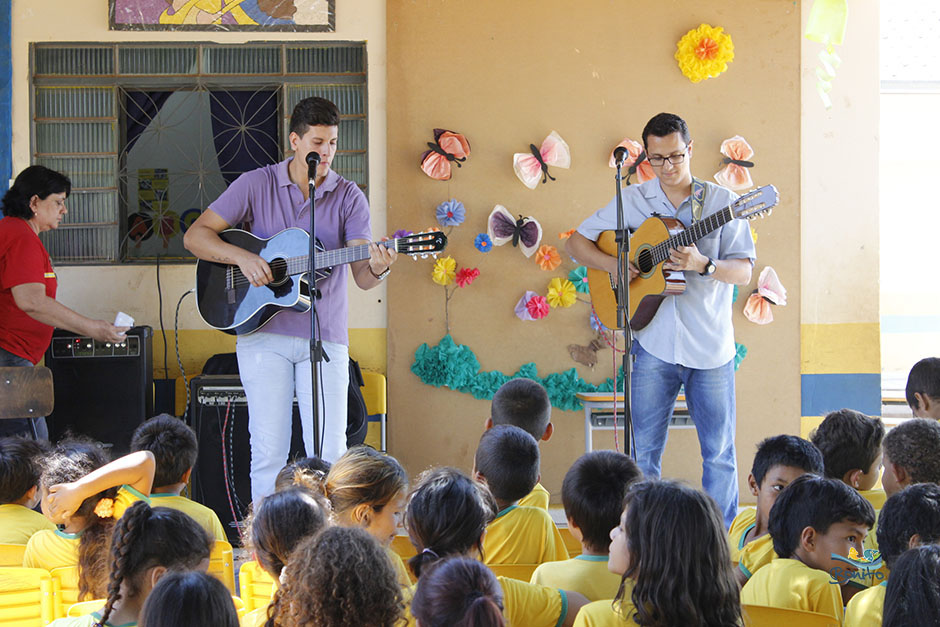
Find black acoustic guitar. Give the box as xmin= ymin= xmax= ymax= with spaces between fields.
xmin=195 ymin=228 xmax=447 ymax=335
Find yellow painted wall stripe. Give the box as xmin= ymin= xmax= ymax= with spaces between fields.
xmin=801 ymin=323 xmax=881 ymax=374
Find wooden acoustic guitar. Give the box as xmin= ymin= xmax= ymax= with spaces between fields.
xmin=195 ymin=228 xmax=447 ymax=335
xmin=587 ymin=184 xmax=778 ymax=331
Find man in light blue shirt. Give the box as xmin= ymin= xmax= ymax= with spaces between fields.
xmin=566 ymin=113 xmax=755 ymax=526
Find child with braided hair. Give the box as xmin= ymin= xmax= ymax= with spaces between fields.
xmin=48 ymin=500 xmax=212 ymax=627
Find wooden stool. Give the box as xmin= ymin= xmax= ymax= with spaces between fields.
xmin=0 ymin=366 xmax=54 ymax=439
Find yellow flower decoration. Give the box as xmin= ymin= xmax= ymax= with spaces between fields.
xmin=675 ymin=24 xmax=734 ymax=83
xmin=431 ymin=256 xmax=456 ymax=286
xmin=94 ymin=497 xmax=115 ymax=519
xmin=546 ymin=277 xmax=577 ymax=308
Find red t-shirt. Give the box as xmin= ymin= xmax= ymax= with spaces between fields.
xmin=0 ymin=217 xmax=57 ymax=363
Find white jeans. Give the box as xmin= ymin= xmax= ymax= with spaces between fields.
xmin=236 ymin=332 xmax=349 ymax=503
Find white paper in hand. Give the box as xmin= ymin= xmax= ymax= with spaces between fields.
xmin=114 ymin=312 xmax=135 ymax=333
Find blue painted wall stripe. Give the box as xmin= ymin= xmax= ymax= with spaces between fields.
xmin=0 ymin=0 xmax=10 ymax=203
xmin=801 ymin=373 xmax=882 ymax=417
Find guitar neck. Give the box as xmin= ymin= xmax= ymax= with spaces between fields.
xmin=649 ymin=206 xmax=734 ymax=266
xmin=280 ymin=239 xmax=395 ymax=276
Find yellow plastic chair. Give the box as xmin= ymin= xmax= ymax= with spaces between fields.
xmin=50 ymin=565 xmax=80 ymax=619
xmin=231 ymin=595 xmax=246 ymax=618
xmin=558 ymin=528 xmax=582 ymax=558
xmin=390 ymin=535 xmax=417 ymax=563
xmin=486 ymin=563 xmax=540 ymax=581
xmin=209 ymin=540 xmax=236 ymax=595
xmin=360 ymin=371 xmax=387 ymax=451
xmin=238 ymin=561 xmax=277 ymax=613
xmin=0 ymin=566 xmax=55 ymax=626
xmin=0 ymin=545 xmax=26 ymax=568
xmin=742 ymin=604 xmax=841 ymax=627
xmin=66 ymin=599 xmax=104 ymax=617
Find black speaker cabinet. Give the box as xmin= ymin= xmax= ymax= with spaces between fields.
xmin=44 ymin=326 xmax=154 ymax=457
xmin=188 ymin=375 xmax=305 ymax=545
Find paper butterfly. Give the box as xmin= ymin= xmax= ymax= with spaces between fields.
xmin=743 ymin=266 xmax=787 ymax=325
xmin=609 ymin=137 xmax=656 ymax=185
xmin=714 ymin=135 xmax=755 ymax=191
xmin=420 ymin=129 xmax=471 ymax=181
xmin=512 ymin=130 xmax=571 ymax=189
xmin=487 ymin=205 xmax=543 ymax=258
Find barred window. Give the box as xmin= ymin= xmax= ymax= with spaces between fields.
xmin=30 ymin=42 xmax=367 ymax=263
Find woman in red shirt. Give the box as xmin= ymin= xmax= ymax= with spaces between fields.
xmin=0 ymin=166 xmax=128 ymax=438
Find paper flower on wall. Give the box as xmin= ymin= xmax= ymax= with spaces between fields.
xmin=590 ymin=309 xmax=611 ymax=333
xmin=436 ymin=199 xmax=466 ymax=227
xmin=420 ymin=129 xmax=470 ymax=180
xmin=515 ymin=291 xmax=550 ymax=321
xmin=569 ymin=266 xmax=590 ymax=293
xmin=558 ymin=228 xmax=576 ymax=240
xmin=431 ymin=256 xmax=456 ymax=286
xmin=392 ymin=228 xmax=413 ymax=239
xmin=535 ymin=245 xmax=561 ymax=271
xmin=805 ymin=0 xmax=848 ymax=109
xmin=474 ymin=233 xmax=493 ymax=253
xmin=547 ymin=277 xmax=577 ymax=308
xmin=743 ymin=266 xmax=787 ymax=324
xmin=487 ymin=206 xmax=543 ymax=257
xmin=609 ymin=138 xmax=656 ymax=185
xmin=456 ymin=267 xmax=480 ymax=288
xmin=675 ymin=24 xmax=734 ymax=83
xmin=513 ymin=131 xmax=571 ymax=189
xmin=714 ymin=136 xmax=755 ymax=190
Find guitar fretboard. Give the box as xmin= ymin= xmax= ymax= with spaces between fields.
xmin=282 ymin=240 xmax=396 ymax=276
xmin=648 ymin=206 xmax=734 ymax=265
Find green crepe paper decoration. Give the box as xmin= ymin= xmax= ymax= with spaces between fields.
xmin=732 ymin=285 xmax=739 ymax=304
xmin=412 ymin=335 xmax=747 ymax=410
xmin=735 ymin=342 xmax=747 ymax=370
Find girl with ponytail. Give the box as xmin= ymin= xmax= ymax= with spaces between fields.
xmin=48 ymin=501 xmax=212 ymax=627
xmin=411 ymin=557 xmax=505 ymax=627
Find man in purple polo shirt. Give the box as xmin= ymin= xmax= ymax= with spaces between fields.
xmin=184 ymin=97 xmax=396 ymax=502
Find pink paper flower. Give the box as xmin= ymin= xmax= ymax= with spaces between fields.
xmin=456 ymin=267 xmax=480 ymax=288
xmin=526 ymin=295 xmax=550 ymax=319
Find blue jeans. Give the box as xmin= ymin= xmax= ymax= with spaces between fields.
xmin=631 ymin=342 xmax=738 ymax=527
xmin=0 ymin=346 xmax=49 ymax=440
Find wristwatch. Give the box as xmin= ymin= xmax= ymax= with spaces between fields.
xmin=369 ymin=266 xmax=391 ymax=281
xmin=700 ymin=258 xmax=717 ymax=277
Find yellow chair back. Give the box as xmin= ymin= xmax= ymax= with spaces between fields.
xmin=558 ymin=527 xmax=582 ymax=557
xmin=390 ymin=535 xmax=416 ymax=562
xmin=486 ymin=563 xmax=539 ymax=581
xmin=0 ymin=545 xmax=26 ymax=568
xmin=742 ymin=604 xmax=841 ymax=627
xmin=238 ymin=561 xmax=277 ymax=613
xmin=67 ymin=599 xmax=104 ymax=617
xmin=50 ymin=565 xmax=80 ymax=619
xmin=360 ymin=371 xmax=387 ymax=415
xmin=209 ymin=540 xmax=236 ymax=595
xmin=0 ymin=567 xmax=55 ymax=626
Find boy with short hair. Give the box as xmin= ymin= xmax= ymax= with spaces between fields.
xmin=486 ymin=378 xmax=554 ymax=509
xmin=844 ymin=483 xmax=940 ymax=627
xmin=732 ymin=435 xmax=825 ymax=584
xmin=474 ymin=425 xmax=568 ymax=564
xmin=130 ymin=414 xmax=227 ymax=542
xmin=881 ymin=418 xmax=940 ymax=497
xmin=740 ymin=474 xmax=875 ymax=622
xmin=905 ymin=357 xmax=940 ymax=419
xmin=810 ymin=408 xmax=886 ymax=509
xmin=0 ymin=437 xmax=54 ymax=544
xmin=530 ymin=451 xmax=641 ymax=600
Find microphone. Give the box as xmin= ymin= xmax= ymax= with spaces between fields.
xmin=613 ymin=146 xmax=628 ymax=167
xmin=306 ymin=151 xmax=321 ymax=169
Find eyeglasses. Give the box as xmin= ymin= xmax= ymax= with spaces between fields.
xmin=647 ymin=150 xmax=688 ymax=167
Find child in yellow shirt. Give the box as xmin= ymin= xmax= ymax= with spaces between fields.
xmin=905 ymin=356 xmax=940 ymax=419
xmin=740 ymin=474 xmax=874 ymax=623
xmin=412 ymin=557 xmax=505 ymax=626
xmin=574 ymin=481 xmax=742 ymax=627
xmin=474 ymin=425 xmax=568 ymax=564
xmin=531 ymin=451 xmax=640 ymax=601
xmin=810 ymin=408 xmax=886 ymax=510
xmin=0 ymin=437 xmax=54 ymax=545
xmin=139 ymin=571 xmax=239 ymax=627
xmin=130 ymin=414 xmax=227 ymax=542
xmin=882 ymin=545 xmax=940 ymax=624
xmin=730 ymin=434 xmax=824 ymax=585
xmin=485 ymin=378 xmax=555 ymax=509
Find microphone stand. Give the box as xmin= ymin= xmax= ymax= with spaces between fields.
xmin=613 ymin=156 xmax=636 ymax=460
xmin=307 ymin=155 xmax=327 ymax=458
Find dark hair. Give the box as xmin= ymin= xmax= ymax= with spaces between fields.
xmin=97 ymin=502 xmax=212 ymax=627
xmin=289 ymin=96 xmax=340 ymax=137
xmin=641 ymin=113 xmax=691 ymax=149
xmin=490 ymin=378 xmax=551 ymax=440
xmin=883 ymin=544 xmax=940 ymax=627
xmin=616 ymin=481 xmax=741 ymax=627
xmin=40 ymin=439 xmax=116 ymax=600
xmin=877 ymin=483 xmax=940 ymax=570
xmin=138 ymin=570 xmax=238 ymax=627
xmin=268 ymin=526 xmax=403 ymax=627
xmin=751 ymin=435 xmax=824 ymax=486
xmin=768 ymin=474 xmax=875 ymax=558
xmin=0 ymin=437 xmax=48 ymax=504
xmin=412 ymin=557 xmax=505 ymax=627
xmin=562 ymin=451 xmax=641 ymax=553
xmin=883 ymin=419 xmax=940 ymax=485
xmin=1 ymin=165 xmax=71 ymax=219
xmin=322 ymin=446 xmax=407 ymax=519
xmin=906 ymin=357 xmax=940 ymax=409
xmin=246 ymin=486 xmax=329 ymax=579
xmin=474 ymin=425 xmax=539 ymax=503
xmin=405 ymin=467 xmax=497 ymax=578
xmin=274 ymin=456 xmax=331 ymax=493
xmin=809 ymin=409 xmax=885 ymax=480
xmin=130 ymin=414 xmax=198 ymax=489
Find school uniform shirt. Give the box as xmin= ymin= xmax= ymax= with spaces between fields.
xmin=727 ymin=507 xmax=757 ymax=564
xmin=387 ymin=546 xmax=414 ymax=586
xmin=859 ymin=489 xmax=886 ymax=511
xmin=737 ymin=533 xmax=776 ymax=581
xmin=855 ymin=509 xmax=889 ymax=588
xmin=0 ymin=503 xmax=55 ymax=545
xmin=572 ymin=580 xmax=636 ymax=626
xmin=23 ymin=528 xmax=79 ymax=571
xmin=149 ymin=493 xmax=227 ymax=542
xmin=519 ymin=482 xmax=550 ymax=509
xmin=740 ymin=558 xmax=843 ymax=623
xmin=482 ymin=505 xmax=569 ymax=565
xmin=48 ymin=611 xmax=133 ymax=627
xmin=531 ymin=555 xmax=623 ymax=602
xmin=401 ymin=575 xmax=569 ymax=627
xmin=843 ymin=581 xmax=887 ymax=627
xmin=111 ymin=485 xmax=150 ymax=519
xmin=240 ymin=607 xmax=267 ymax=627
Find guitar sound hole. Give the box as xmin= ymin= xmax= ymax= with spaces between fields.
xmin=636 ymin=249 xmax=654 ymax=274
xmin=269 ymin=258 xmax=288 ymax=286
